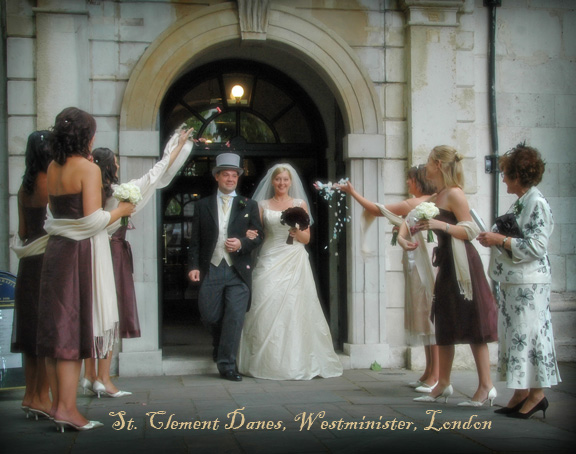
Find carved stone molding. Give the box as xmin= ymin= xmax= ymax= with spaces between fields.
xmin=400 ymin=0 xmax=465 ymax=27
xmin=237 ymin=0 xmax=270 ymax=40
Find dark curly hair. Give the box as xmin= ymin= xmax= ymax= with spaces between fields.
xmin=50 ymin=107 xmax=97 ymax=165
xmin=92 ymin=147 xmax=118 ymax=198
xmin=22 ymin=130 xmax=52 ymax=194
xmin=499 ymin=143 xmax=545 ymax=188
xmin=407 ymin=164 xmax=436 ymax=196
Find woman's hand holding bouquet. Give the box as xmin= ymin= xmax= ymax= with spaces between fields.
xmin=413 ymin=202 xmax=440 ymax=243
xmin=113 ymin=183 xmax=142 ymax=226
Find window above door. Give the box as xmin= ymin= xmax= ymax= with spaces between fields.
xmin=161 ymin=60 xmax=320 ymax=146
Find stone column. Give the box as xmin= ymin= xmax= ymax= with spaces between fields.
xmin=400 ymin=0 xmax=465 ymax=164
xmin=34 ymin=0 xmax=90 ymax=128
xmin=343 ymin=134 xmax=389 ymax=368
xmin=117 ymin=131 xmax=164 ymax=376
xmin=400 ymin=0 xmax=491 ymax=370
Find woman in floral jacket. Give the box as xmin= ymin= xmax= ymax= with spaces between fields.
xmin=478 ymin=143 xmax=560 ymax=419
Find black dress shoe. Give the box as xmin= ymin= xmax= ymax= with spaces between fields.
xmin=506 ymin=397 xmax=549 ymax=419
xmin=494 ymin=397 xmax=528 ymax=414
xmin=220 ymin=370 xmax=242 ymax=382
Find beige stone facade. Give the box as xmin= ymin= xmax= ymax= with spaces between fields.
xmin=2 ymin=0 xmax=575 ymax=375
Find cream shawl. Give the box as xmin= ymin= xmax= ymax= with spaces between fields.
xmin=375 ymin=203 xmax=404 ymax=227
xmin=359 ymin=203 xmax=404 ymax=258
xmin=451 ymin=220 xmax=480 ymax=301
xmin=106 ymin=132 xmax=194 ymax=234
xmin=403 ymin=207 xmax=436 ymax=306
xmin=10 ymin=234 xmax=48 ymax=259
xmin=44 ymin=207 xmax=118 ymax=358
xmin=360 ymin=201 xmax=479 ymax=300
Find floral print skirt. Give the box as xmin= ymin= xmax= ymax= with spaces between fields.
xmin=497 ymin=283 xmax=561 ymax=388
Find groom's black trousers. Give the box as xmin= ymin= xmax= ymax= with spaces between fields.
xmin=198 ymin=260 xmax=249 ymax=374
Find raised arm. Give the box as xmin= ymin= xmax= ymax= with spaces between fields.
xmin=167 ymin=128 xmax=194 ymax=169
xmin=336 ymin=180 xmax=382 ymax=217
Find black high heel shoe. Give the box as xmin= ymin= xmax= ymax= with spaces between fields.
xmin=506 ymin=397 xmax=549 ymax=419
xmin=494 ymin=397 xmax=528 ymax=414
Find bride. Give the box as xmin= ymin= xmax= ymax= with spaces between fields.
xmin=237 ymin=163 xmax=343 ymax=380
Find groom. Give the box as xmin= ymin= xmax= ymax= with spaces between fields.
xmin=188 ymin=153 xmax=263 ymax=381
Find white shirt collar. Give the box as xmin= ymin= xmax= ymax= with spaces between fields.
xmin=217 ymin=190 xmax=237 ymax=199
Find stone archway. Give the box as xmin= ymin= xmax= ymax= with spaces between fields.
xmin=119 ymin=3 xmax=382 ymax=136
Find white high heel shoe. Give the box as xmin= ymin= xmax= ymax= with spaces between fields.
xmin=414 ymin=381 xmax=438 ymax=393
xmin=80 ymin=378 xmax=95 ymax=395
xmin=414 ymin=385 xmax=453 ymax=403
xmin=458 ymin=387 xmax=497 ymax=407
xmin=54 ymin=419 xmax=103 ymax=432
xmin=29 ymin=408 xmax=52 ymax=420
xmin=408 ymin=380 xmax=424 ymax=388
xmin=93 ymin=380 xmax=132 ymax=398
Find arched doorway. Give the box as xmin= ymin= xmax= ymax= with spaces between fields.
xmin=158 ymin=60 xmax=347 ymax=360
xmin=117 ymin=3 xmax=386 ymax=375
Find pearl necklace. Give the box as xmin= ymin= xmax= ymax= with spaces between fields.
xmin=273 ymin=196 xmax=292 ymax=203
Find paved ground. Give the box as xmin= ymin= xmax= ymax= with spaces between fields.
xmin=1 ymin=363 xmax=575 ymax=454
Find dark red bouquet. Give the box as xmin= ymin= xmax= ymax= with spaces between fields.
xmin=280 ymin=207 xmax=310 ymax=244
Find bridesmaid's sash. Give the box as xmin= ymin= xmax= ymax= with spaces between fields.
xmin=10 ymin=234 xmax=48 ymax=258
xmin=452 ymin=220 xmax=480 ymax=301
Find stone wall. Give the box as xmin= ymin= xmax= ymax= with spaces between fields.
xmin=4 ymin=0 xmax=575 ymax=370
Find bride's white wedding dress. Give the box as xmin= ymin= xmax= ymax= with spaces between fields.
xmin=238 ymin=199 xmax=343 ymax=380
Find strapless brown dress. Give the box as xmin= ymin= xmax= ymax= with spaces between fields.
xmin=11 ymin=206 xmax=47 ymax=356
xmin=37 ymin=193 xmax=93 ymax=360
xmin=110 ymin=225 xmax=140 ymax=338
xmin=431 ymin=209 xmax=498 ymax=345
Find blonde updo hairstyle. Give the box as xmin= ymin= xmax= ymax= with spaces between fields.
xmin=430 ymin=145 xmax=464 ymax=189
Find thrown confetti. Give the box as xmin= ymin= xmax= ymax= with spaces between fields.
xmin=313 ymin=178 xmax=351 ymax=247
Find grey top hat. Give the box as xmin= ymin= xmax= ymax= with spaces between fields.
xmin=212 ymin=152 xmax=244 ymax=176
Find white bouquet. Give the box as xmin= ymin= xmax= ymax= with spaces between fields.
xmin=413 ymin=201 xmax=440 ymax=243
xmin=113 ymin=182 xmax=142 ymax=226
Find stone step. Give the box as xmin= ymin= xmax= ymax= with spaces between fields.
xmin=162 ymin=357 xmax=218 ymax=376
xmin=161 ymin=352 xmax=352 ymax=376
xmin=161 ymin=344 xmax=216 ymax=375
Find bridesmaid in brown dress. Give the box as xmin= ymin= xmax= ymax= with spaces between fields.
xmin=37 ymin=107 xmax=134 ymax=432
xmin=81 ymin=128 xmax=194 ymax=398
xmin=11 ymin=130 xmax=52 ymax=419
xmin=399 ymin=145 xmax=498 ymax=406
